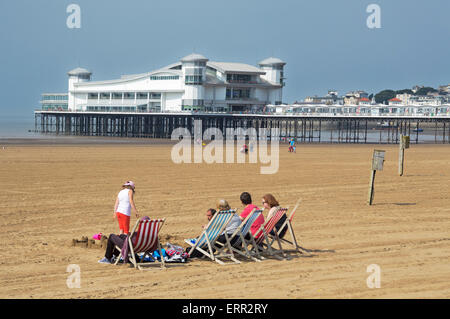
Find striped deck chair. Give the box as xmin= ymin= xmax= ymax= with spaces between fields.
xmin=114 ymin=218 xmax=166 ymax=270
xmin=268 ymin=199 xmax=305 ymax=254
xmin=216 ymin=209 xmax=263 ymax=262
xmin=252 ymin=207 xmax=288 ymax=260
xmin=184 ymin=209 xmax=238 ymax=265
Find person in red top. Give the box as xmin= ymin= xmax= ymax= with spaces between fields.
xmin=239 ymin=192 xmax=265 ymax=240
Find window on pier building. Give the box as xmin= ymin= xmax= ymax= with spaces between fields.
xmin=100 ymin=93 xmax=110 ymax=100
xmin=182 ymin=99 xmax=204 ymax=111
xmin=42 ymin=95 xmax=68 ymax=101
xmin=150 ymin=75 xmax=180 ymax=80
xmin=226 ymin=88 xmax=250 ymax=99
xmin=42 ymin=104 xmax=68 ymax=111
xmin=137 ymin=93 xmax=148 ymax=99
xmin=185 ymin=75 xmax=203 ymax=85
xmin=112 ymin=93 xmax=122 ymax=99
xmin=124 ymin=92 xmax=135 ymax=99
xmin=226 ymin=74 xmax=252 ymax=83
xmin=88 ymin=93 xmax=99 ymax=99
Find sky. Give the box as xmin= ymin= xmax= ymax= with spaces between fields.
xmin=0 ymin=0 xmax=449 ymax=120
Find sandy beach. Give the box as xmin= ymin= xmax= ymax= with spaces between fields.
xmin=0 ymin=140 xmax=449 ymax=299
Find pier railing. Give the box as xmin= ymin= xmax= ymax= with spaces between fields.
xmin=35 ymin=109 xmax=450 ymax=118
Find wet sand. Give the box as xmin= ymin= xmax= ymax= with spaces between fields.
xmin=0 ymin=141 xmax=449 ymax=298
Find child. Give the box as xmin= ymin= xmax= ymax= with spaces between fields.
xmin=113 ymin=181 xmax=139 ymax=235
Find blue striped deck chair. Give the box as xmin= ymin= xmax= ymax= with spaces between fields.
xmin=216 ymin=209 xmax=264 ymax=262
xmin=184 ymin=209 xmax=238 ymax=265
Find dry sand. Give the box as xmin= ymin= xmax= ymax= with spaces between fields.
xmin=0 ymin=141 xmax=449 ymax=298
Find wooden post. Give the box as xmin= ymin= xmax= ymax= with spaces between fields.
xmin=398 ymin=135 xmax=410 ymax=176
xmin=398 ymin=147 xmax=405 ymax=176
xmin=368 ymin=170 xmax=376 ymax=205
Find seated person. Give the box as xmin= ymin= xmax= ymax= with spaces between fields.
xmin=216 ymin=199 xmax=241 ymax=246
xmin=187 ymin=200 xmax=241 ymax=258
xmin=187 ymin=208 xmax=216 ymax=258
xmin=98 ymin=233 xmax=127 ymax=264
xmin=238 ymin=192 xmax=265 ymax=242
xmin=262 ymin=194 xmax=288 ymax=239
xmin=98 ymin=216 xmax=149 ymax=264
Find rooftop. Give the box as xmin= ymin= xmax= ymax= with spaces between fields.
xmin=258 ymin=57 xmax=286 ymax=66
xmin=180 ymin=53 xmax=209 ymax=62
xmin=68 ymin=67 xmax=92 ymax=76
xmin=208 ymin=61 xmax=265 ymax=74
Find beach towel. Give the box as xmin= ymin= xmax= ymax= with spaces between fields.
xmin=166 ymin=242 xmax=190 ymax=260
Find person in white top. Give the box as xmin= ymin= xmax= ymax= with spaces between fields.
xmin=113 ymin=181 xmax=139 ymax=235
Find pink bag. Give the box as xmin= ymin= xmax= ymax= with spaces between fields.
xmin=92 ymin=233 xmax=102 ymax=240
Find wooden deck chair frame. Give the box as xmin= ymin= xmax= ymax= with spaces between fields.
xmin=215 ymin=208 xmax=263 ymax=262
xmin=184 ymin=209 xmax=239 ymax=265
xmin=114 ymin=218 xmax=166 ymax=270
xmin=252 ymin=207 xmax=289 ymax=260
xmin=267 ymin=199 xmax=305 ymax=254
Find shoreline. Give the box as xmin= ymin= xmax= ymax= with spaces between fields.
xmin=0 ymin=136 xmax=179 ymax=146
xmin=0 ymin=135 xmax=447 ymax=146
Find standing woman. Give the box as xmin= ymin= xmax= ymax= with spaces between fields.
xmin=114 ymin=181 xmax=139 ymax=235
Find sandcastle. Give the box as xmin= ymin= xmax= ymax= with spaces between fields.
xmin=72 ymin=235 xmax=108 ymax=249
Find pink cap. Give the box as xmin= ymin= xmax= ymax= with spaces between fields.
xmin=123 ymin=181 xmax=135 ymax=189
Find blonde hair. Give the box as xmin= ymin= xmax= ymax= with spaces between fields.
xmin=216 ymin=199 xmax=231 ymax=211
xmin=122 ymin=185 xmax=135 ymax=193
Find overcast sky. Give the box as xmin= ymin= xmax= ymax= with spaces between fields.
xmin=0 ymin=0 xmax=449 ymax=119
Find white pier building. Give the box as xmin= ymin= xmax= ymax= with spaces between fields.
xmin=55 ymin=53 xmax=286 ymax=113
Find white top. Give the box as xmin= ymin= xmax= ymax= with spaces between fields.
xmin=223 ymin=214 xmax=242 ymax=235
xmin=116 ymin=189 xmax=132 ymax=216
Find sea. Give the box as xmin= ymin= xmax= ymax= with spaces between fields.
xmin=0 ymin=115 xmax=37 ymax=138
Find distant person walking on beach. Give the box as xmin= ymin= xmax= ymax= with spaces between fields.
xmin=114 ymin=181 xmax=139 ymax=235
xmin=240 ymin=143 xmax=248 ymax=154
xmin=288 ymin=138 xmax=295 ymax=153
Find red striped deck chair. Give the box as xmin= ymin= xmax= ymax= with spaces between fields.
xmin=114 ymin=218 xmax=166 ymax=270
xmin=268 ymin=199 xmax=305 ymax=254
xmin=252 ymin=207 xmax=288 ymax=260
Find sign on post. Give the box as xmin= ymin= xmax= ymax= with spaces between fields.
xmin=372 ymin=150 xmax=385 ymax=171
xmin=368 ymin=150 xmax=385 ymax=205
xmin=400 ymin=135 xmax=410 ymax=149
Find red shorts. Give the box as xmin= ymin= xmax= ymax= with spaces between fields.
xmin=116 ymin=212 xmax=130 ymax=234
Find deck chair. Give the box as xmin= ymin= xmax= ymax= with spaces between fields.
xmin=215 ymin=209 xmax=264 ymax=262
xmin=251 ymin=207 xmax=288 ymax=260
xmin=268 ymin=199 xmax=305 ymax=254
xmin=114 ymin=218 xmax=166 ymax=270
xmin=184 ymin=209 xmax=239 ymax=265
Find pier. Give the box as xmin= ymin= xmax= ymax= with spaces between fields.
xmin=34 ymin=111 xmax=450 ymax=144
